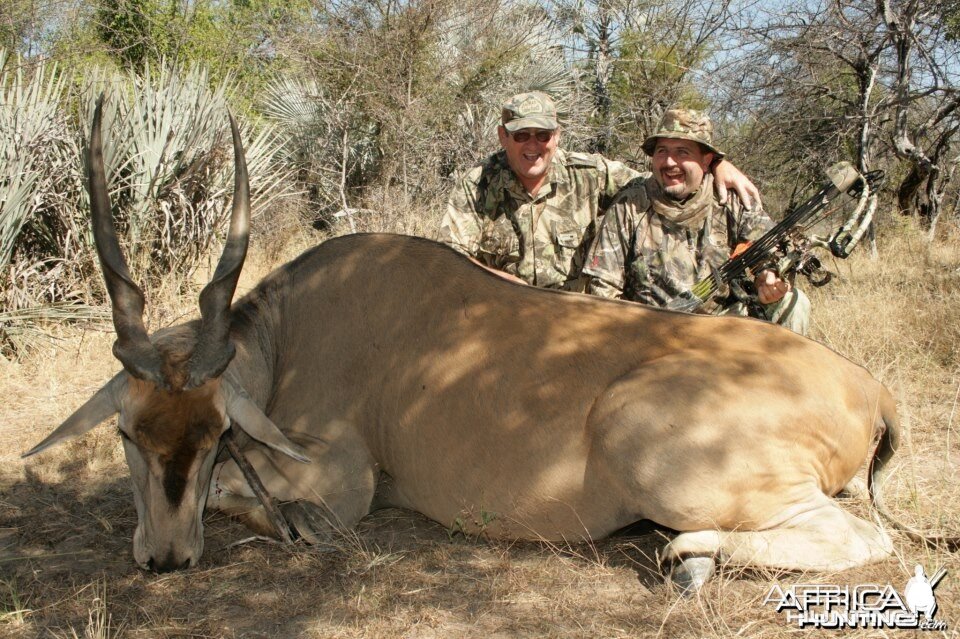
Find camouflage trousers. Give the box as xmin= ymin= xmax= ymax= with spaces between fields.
xmin=718 ymin=289 xmax=811 ymax=336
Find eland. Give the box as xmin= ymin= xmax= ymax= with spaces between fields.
xmin=26 ymin=99 xmax=914 ymax=590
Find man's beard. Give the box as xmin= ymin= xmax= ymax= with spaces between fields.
xmin=662 ymin=179 xmax=695 ymax=200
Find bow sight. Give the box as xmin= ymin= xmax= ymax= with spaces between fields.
xmin=667 ymin=161 xmax=885 ymax=313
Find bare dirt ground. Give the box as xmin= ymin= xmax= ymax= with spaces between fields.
xmin=1 ymin=223 xmax=959 ymax=638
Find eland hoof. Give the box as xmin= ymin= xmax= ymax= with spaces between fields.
xmin=668 ymin=556 xmax=716 ymax=596
xmin=280 ymin=501 xmax=339 ymax=551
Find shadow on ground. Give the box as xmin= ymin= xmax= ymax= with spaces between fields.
xmin=1 ymin=463 xmax=680 ymax=637
xmin=3 ymin=460 xmax=939 ymax=638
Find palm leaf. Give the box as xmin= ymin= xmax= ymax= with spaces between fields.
xmin=0 ymin=50 xmax=74 ymax=271
xmin=82 ymin=60 xmax=296 ymax=286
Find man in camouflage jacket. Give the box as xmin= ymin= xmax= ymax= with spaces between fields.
xmin=438 ymin=92 xmax=761 ymax=292
xmin=582 ymin=108 xmax=810 ymax=334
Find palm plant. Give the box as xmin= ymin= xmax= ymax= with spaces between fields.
xmin=259 ymin=75 xmax=378 ymax=222
xmin=0 ymin=50 xmax=83 ymax=283
xmin=81 ymin=61 xmax=296 ymax=286
xmin=0 ymin=50 xmax=106 ymax=355
xmin=0 ymin=54 xmax=295 ymax=355
xmin=0 ymin=50 xmax=92 ymax=319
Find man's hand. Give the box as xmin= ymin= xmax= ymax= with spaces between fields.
xmin=713 ymin=159 xmax=761 ymax=210
xmin=469 ymin=256 xmax=528 ymax=285
xmin=755 ymin=269 xmax=790 ymax=304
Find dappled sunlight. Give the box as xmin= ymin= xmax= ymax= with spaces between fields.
xmin=217 ymin=234 xmax=892 ymax=552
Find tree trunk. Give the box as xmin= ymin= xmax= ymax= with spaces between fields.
xmin=591 ymin=1 xmax=614 ymax=155
xmin=897 ymin=165 xmax=926 ymax=217
xmin=925 ymin=166 xmax=945 ymax=242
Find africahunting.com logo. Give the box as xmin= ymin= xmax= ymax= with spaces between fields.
xmin=764 ymin=565 xmax=948 ymax=630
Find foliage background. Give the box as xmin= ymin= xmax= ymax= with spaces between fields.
xmin=1 ymin=0 xmax=959 ymax=330
xmin=0 ymin=0 xmax=958 ymax=410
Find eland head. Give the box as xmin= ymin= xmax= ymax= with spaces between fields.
xmin=23 ymin=96 xmax=308 ymax=572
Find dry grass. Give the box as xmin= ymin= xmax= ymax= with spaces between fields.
xmin=1 ymin=217 xmax=959 ymax=638
xmin=809 ymin=219 xmax=960 ymax=538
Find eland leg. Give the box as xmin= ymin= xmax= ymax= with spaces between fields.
xmin=662 ymin=492 xmax=892 ymax=591
xmin=209 ymin=420 xmax=377 ymax=545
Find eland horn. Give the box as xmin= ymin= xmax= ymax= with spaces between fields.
xmin=186 ymin=113 xmax=250 ymax=388
xmin=89 ymin=94 xmax=165 ymax=386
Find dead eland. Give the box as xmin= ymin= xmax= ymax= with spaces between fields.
xmin=25 ymin=99 xmax=906 ymax=591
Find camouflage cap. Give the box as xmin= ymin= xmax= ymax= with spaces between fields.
xmin=641 ymin=108 xmax=725 ymax=158
xmin=501 ymin=91 xmax=559 ymax=132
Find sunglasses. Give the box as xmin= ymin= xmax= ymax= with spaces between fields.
xmin=509 ymin=129 xmax=554 ymax=143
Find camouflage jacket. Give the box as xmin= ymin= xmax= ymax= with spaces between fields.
xmin=438 ymin=149 xmax=640 ymax=290
xmin=583 ymin=176 xmax=773 ymax=308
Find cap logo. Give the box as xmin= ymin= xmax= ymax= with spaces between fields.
xmin=517 ymin=96 xmax=543 ymax=115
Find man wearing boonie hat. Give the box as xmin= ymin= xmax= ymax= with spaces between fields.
xmin=583 ymin=108 xmax=810 ymax=334
xmin=437 ymin=92 xmax=761 ymax=292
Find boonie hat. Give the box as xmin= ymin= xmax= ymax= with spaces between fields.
xmin=642 ymin=108 xmax=725 ymax=158
xmin=501 ymin=92 xmax=559 ymax=132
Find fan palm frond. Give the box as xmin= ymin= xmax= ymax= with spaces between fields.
xmin=82 ymin=60 xmax=296 ymax=285
xmin=0 ymin=50 xmax=75 ymax=271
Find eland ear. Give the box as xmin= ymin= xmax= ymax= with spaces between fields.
xmin=23 ymin=374 xmax=127 ymax=458
xmin=223 ymin=382 xmax=311 ymax=463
